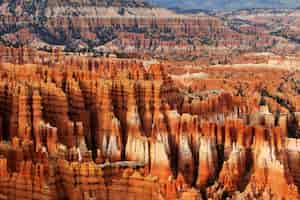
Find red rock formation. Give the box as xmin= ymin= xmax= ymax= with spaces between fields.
xmin=240 ymin=142 xmax=299 ymax=199
xmin=95 ymin=82 xmax=122 ymax=162
xmin=218 ymin=144 xmax=247 ymax=192
xmin=0 ymin=46 xmax=299 ymax=199
xmin=177 ymin=114 xmax=195 ymax=185
xmin=150 ymin=139 xmax=172 ymax=181
xmin=196 ymin=137 xmax=218 ymax=188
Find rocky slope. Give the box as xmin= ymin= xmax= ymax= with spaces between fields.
xmin=218 ymin=9 xmax=300 ymax=50
xmin=0 ymin=0 xmax=298 ymax=61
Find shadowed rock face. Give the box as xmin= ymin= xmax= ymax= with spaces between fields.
xmin=0 ymin=46 xmax=300 ymax=199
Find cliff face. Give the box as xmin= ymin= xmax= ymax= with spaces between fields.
xmin=0 ymin=46 xmax=300 ymax=199
xmin=0 ymin=0 xmax=296 ymax=61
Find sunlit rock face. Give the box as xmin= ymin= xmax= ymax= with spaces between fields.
xmin=150 ymin=139 xmax=172 ymax=181
xmin=196 ymin=137 xmax=218 ymax=188
xmin=235 ymin=142 xmax=299 ymax=200
xmin=218 ymin=144 xmax=247 ymax=192
xmin=0 ymin=46 xmax=299 ymax=199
